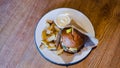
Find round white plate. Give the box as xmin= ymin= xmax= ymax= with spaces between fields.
xmin=34 ymin=8 xmax=95 ymax=66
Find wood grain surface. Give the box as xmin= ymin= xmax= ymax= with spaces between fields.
xmin=0 ymin=0 xmax=120 ymax=68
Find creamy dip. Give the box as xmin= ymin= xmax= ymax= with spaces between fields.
xmin=55 ymin=14 xmax=71 ymax=28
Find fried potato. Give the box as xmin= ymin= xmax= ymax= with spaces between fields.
xmin=47 ymin=20 xmax=53 ymax=24
xmin=49 ymin=23 xmax=55 ymax=30
xmin=54 ymin=26 xmax=60 ymax=32
xmin=48 ymin=46 xmax=56 ymax=51
xmin=49 ymin=42 xmax=55 ymax=47
xmin=46 ymin=29 xmax=53 ymax=34
xmin=45 ymin=22 xmax=50 ymax=29
xmin=46 ymin=34 xmax=56 ymax=42
xmin=42 ymin=30 xmax=47 ymax=40
xmin=46 ymin=23 xmax=55 ymax=34
xmin=55 ymin=49 xmax=63 ymax=55
xmin=40 ymin=44 xmax=45 ymax=50
xmin=41 ymin=40 xmax=49 ymax=47
xmin=41 ymin=20 xmax=64 ymax=55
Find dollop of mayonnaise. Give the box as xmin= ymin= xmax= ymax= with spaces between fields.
xmin=55 ymin=13 xmax=71 ymax=28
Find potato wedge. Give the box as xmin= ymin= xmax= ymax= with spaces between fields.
xmin=42 ymin=30 xmax=47 ymax=40
xmin=40 ymin=44 xmax=45 ymax=50
xmin=45 ymin=22 xmax=50 ymax=29
xmin=49 ymin=42 xmax=55 ymax=47
xmin=54 ymin=26 xmax=60 ymax=32
xmin=46 ymin=34 xmax=56 ymax=42
xmin=41 ymin=40 xmax=49 ymax=47
xmin=46 ymin=29 xmax=53 ymax=34
xmin=47 ymin=20 xmax=53 ymax=24
xmin=48 ymin=23 xmax=54 ymax=30
xmin=55 ymin=49 xmax=63 ymax=55
xmin=48 ymin=46 xmax=56 ymax=51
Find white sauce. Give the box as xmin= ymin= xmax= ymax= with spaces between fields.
xmin=55 ymin=14 xmax=71 ymax=28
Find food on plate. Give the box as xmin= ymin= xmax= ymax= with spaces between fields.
xmin=40 ymin=14 xmax=86 ymax=55
xmin=40 ymin=20 xmax=63 ymax=54
xmin=55 ymin=14 xmax=71 ymax=28
xmin=55 ymin=49 xmax=64 ymax=55
xmin=61 ymin=27 xmax=85 ymax=53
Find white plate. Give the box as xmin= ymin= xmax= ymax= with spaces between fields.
xmin=34 ymin=8 xmax=95 ymax=66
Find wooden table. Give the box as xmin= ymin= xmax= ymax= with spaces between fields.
xmin=0 ymin=0 xmax=120 ymax=68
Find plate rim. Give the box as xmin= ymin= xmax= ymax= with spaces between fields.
xmin=34 ymin=41 xmax=93 ymax=66
xmin=34 ymin=8 xmax=94 ymax=66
